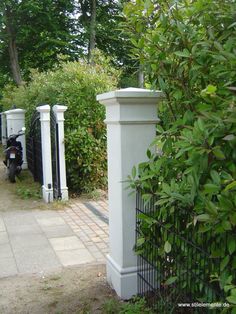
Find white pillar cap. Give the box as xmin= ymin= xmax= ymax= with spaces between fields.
xmin=97 ymin=87 xmax=163 ymax=125
xmin=36 ymin=104 xmax=50 ymax=113
xmin=5 ymin=109 xmax=26 ymax=115
xmin=97 ymin=87 xmax=164 ymax=104
xmin=53 ymin=104 xmax=67 ymax=113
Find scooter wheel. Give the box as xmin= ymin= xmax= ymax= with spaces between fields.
xmin=9 ymin=163 xmax=16 ymax=183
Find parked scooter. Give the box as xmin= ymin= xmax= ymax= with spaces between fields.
xmin=3 ymin=127 xmax=26 ymax=183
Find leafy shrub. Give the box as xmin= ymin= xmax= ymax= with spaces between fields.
xmin=124 ymin=0 xmax=236 ymax=310
xmin=2 ymin=51 xmax=119 ymax=192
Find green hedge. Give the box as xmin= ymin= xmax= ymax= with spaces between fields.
xmin=2 ymin=55 xmax=119 ymax=192
xmin=124 ymin=0 xmax=236 ymax=309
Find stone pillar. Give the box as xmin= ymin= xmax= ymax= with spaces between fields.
xmin=97 ymin=87 xmax=163 ymax=299
xmin=1 ymin=113 xmax=7 ymax=146
xmin=37 ymin=105 xmax=53 ymax=203
xmin=53 ymin=105 xmax=68 ymax=201
xmin=5 ymin=109 xmax=27 ymax=169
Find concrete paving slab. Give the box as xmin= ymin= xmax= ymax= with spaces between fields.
xmin=14 ymin=247 xmax=61 ymax=274
xmin=0 ymin=232 xmax=8 ymax=244
xmin=3 ymin=213 xmax=36 ymax=226
xmin=36 ymin=217 xmax=66 ymax=227
xmin=49 ymin=236 xmax=85 ymax=251
xmin=0 ymin=218 xmax=6 ymax=232
xmin=33 ymin=210 xmax=60 ymax=219
xmin=55 ymin=248 xmax=95 ymax=266
xmin=10 ymin=234 xmax=50 ymax=252
xmin=0 ymin=244 xmax=13 ymax=258
xmin=0 ymin=257 xmax=18 ymax=278
xmin=41 ymin=225 xmax=74 ymax=238
xmin=6 ymin=223 xmax=42 ymax=236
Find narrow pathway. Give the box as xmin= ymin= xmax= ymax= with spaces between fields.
xmin=0 ymin=155 xmax=109 ymax=278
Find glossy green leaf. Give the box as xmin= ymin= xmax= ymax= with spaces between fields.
xmin=228 ymin=238 xmax=236 ymax=255
xmin=226 ymin=295 xmax=236 ymax=305
xmin=164 ymin=241 xmax=171 ymax=253
xmin=196 ymin=214 xmax=211 ymax=222
xmin=220 ymin=256 xmax=230 ymax=271
xmin=165 ymin=276 xmax=178 ymax=285
xmin=225 ymin=181 xmax=236 ymax=192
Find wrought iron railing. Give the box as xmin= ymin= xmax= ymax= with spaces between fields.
xmin=50 ymin=109 xmax=61 ymax=200
xmin=26 ymin=110 xmax=43 ymax=184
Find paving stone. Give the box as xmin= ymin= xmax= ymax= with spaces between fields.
xmin=55 ymin=248 xmax=95 ymax=266
xmin=93 ymin=251 xmax=105 ymax=260
xmin=10 ymin=234 xmax=50 ymax=252
xmin=3 ymin=213 xmax=36 ymax=227
xmin=41 ymin=224 xmax=74 ymax=238
xmin=36 ymin=217 xmax=66 ymax=227
xmin=6 ymin=223 xmax=42 ymax=235
xmin=0 ymin=218 xmax=6 ymax=232
xmin=0 ymin=257 xmax=17 ymax=278
xmin=0 ymin=243 xmax=13 ymax=258
xmin=14 ymin=247 xmax=61 ymax=274
xmin=0 ymin=232 xmax=8 ymax=244
xmin=49 ymin=236 xmax=85 ymax=251
xmin=96 ymin=242 xmax=108 ymax=249
xmin=33 ymin=210 xmax=60 ymax=219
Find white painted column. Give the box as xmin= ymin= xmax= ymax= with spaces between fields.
xmin=1 ymin=113 xmax=7 ymax=146
xmin=53 ymin=105 xmax=68 ymax=201
xmin=5 ymin=109 xmax=27 ymax=169
xmin=97 ymin=87 xmax=163 ymax=299
xmin=37 ymin=105 xmax=53 ymax=203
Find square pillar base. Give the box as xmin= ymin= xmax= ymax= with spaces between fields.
xmin=22 ymin=162 xmax=28 ymax=170
xmin=61 ymin=188 xmax=69 ymax=201
xmin=42 ymin=185 xmax=53 ymax=203
xmin=106 ymin=254 xmax=137 ymax=299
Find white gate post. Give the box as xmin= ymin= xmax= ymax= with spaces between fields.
xmin=97 ymin=87 xmax=163 ymax=299
xmin=37 ymin=105 xmax=53 ymax=203
xmin=1 ymin=113 xmax=7 ymax=146
xmin=53 ymin=105 xmax=68 ymax=201
xmin=4 ymin=109 xmax=27 ymax=169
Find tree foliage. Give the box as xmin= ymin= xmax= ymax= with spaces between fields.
xmin=0 ymin=0 xmax=77 ymax=86
xmin=0 ymin=0 xmax=137 ymax=90
xmin=124 ymin=0 xmax=236 ymax=309
xmin=77 ymin=0 xmax=138 ymax=86
xmin=2 ymin=51 xmax=119 ymax=192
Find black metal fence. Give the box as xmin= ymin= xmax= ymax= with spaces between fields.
xmin=26 ymin=107 xmax=62 ymax=200
xmin=136 ymin=192 xmax=233 ymax=313
xmin=26 ymin=110 xmax=43 ymax=184
xmin=50 ymin=110 xmax=61 ymax=200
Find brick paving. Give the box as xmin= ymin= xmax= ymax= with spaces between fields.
xmin=58 ymin=199 xmax=109 ymax=263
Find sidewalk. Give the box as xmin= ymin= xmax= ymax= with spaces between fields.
xmin=0 ymin=199 xmax=109 ymax=278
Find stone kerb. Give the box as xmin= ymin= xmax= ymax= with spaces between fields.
xmin=97 ymin=87 xmax=163 ymax=299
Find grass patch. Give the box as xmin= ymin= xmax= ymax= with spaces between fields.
xmin=76 ymin=189 xmax=107 ymax=201
xmin=102 ymin=297 xmax=154 ymax=314
xmin=0 ymin=145 xmax=5 ymax=160
xmin=15 ymin=171 xmax=41 ymax=200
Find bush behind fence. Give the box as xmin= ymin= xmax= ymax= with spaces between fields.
xmin=136 ymin=192 xmax=236 ymax=313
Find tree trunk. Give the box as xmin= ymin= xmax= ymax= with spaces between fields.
xmin=138 ymin=64 xmax=144 ymax=88
xmin=5 ymin=5 xmax=22 ymax=86
xmin=88 ymin=0 xmax=96 ymax=62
